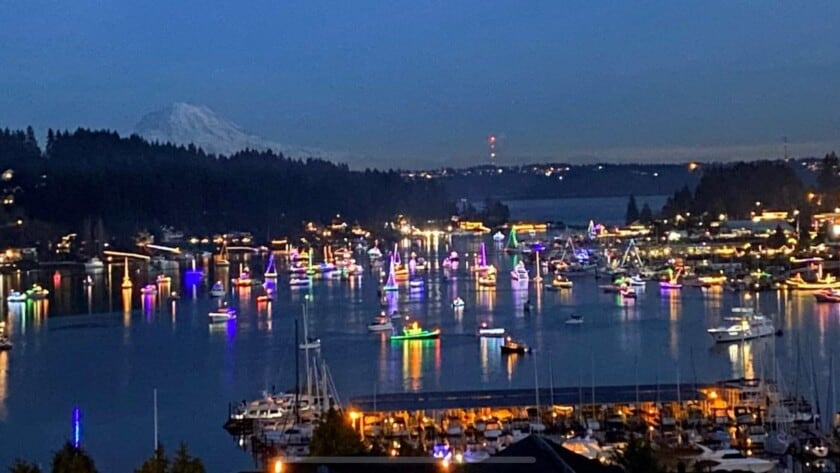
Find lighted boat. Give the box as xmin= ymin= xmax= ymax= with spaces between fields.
xmin=140 ymin=284 xmax=157 ymax=296
xmin=382 ymin=256 xmax=400 ymax=291
xmin=367 ymin=246 xmax=383 ymax=260
xmin=256 ymin=294 xmax=273 ymax=303
xmin=288 ymin=263 xmax=307 ymax=275
xmin=289 ymin=277 xmax=311 ymax=287
xmin=547 ymin=273 xmax=573 ymax=290
xmin=6 ymin=290 xmax=26 ymax=303
xmin=0 ymin=336 xmax=11 ymax=351
xmin=510 ymin=261 xmax=529 ymax=282
xmin=408 ymin=278 xmax=424 ymax=289
xmin=492 ymin=231 xmax=505 ymax=242
xmin=82 ymin=275 xmax=93 ymax=287
xmin=478 ymin=266 xmax=497 ymax=287
xmin=620 ymin=287 xmax=637 ymax=299
xmin=452 ymin=297 xmax=465 ymax=309
xmin=264 ymin=255 xmax=278 ymax=279
xmin=299 ymin=337 xmax=321 ymax=350
xmin=500 ymin=336 xmax=530 ymax=354
xmin=707 ymin=307 xmax=776 ymax=343
xmin=208 ymin=305 xmax=237 ymax=322
xmin=814 ymin=289 xmax=840 ymax=303
xmin=367 ymin=316 xmax=394 ymax=332
xmin=346 ymin=261 xmax=364 ymax=277
xmin=565 ymin=313 xmax=583 ymax=325
xmin=209 ymin=281 xmax=226 ymax=297
xmin=786 ymin=273 xmax=840 ymax=290
xmin=628 ymin=275 xmax=646 ymax=287
xmin=26 ymin=284 xmax=49 ymax=300
xmin=232 ymin=268 xmax=254 ymax=287
xmin=477 ymin=322 xmax=505 ymax=337
xmin=390 ymin=321 xmax=440 ymax=341
xmin=156 ymin=274 xmax=171 ymax=284
xmin=659 ymin=280 xmax=682 ymax=290
xmin=659 ymin=267 xmax=683 ymax=290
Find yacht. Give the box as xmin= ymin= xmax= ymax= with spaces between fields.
xmin=208 ymin=305 xmax=237 ymax=322
xmin=707 ymin=307 xmax=776 ymax=343
xmin=6 ymin=290 xmax=26 ymax=303
xmin=510 ymin=261 xmax=529 ymax=282
xmin=367 ymin=315 xmax=393 ymax=332
xmin=210 ymin=281 xmax=226 ymax=297
xmin=693 ymin=445 xmax=776 ymax=472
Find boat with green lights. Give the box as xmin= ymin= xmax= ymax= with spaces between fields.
xmin=389 ymin=322 xmax=440 ymax=341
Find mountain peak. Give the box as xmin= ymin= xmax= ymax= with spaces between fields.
xmin=134 ymin=102 xmax=322 ymax=158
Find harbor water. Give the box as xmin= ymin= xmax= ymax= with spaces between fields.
xmin=0 ymin=236 xmax=838 ymax=471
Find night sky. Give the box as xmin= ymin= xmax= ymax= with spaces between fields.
xmin=2 ymin=1 xmax=840 ymax=166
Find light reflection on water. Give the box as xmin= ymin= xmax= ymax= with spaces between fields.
xmin=0 ymin=237 xmax=838 ymax=472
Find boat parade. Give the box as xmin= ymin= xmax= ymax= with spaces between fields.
xmin=12 ymin=192 xmax=840 ymax=470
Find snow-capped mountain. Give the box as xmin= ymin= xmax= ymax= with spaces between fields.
xmin=134 ymin=102 xmax=329 ymax=158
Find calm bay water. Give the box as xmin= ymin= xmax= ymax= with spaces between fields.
xmin=0 ymin=235 xmax=838 ymax=472
xmin=502 ymin=195 xmax=669 ymax=225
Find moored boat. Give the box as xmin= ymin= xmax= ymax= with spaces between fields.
xmin=814 ymin=289 xmax=840 ymax=303
xmin=707 ymin=307 xmax=776 ymax=343
xmin=208 ymin=305 xmax=237 ymax=322
xmin=565 ymin=313 xmax=583 ymax=325
xmin=367 ymin=315 xmax=394 ymax=332
xmin=6 ymin=290 xmax=26 ymax=303
xmin=27 ymin=284 xmax=49 ymax=300
xmin=452 ymin=297 xmax=465 ymax=309
xmin=140 ymin=284 xmax=157 ymax=296
xmin=210 ymin=281 xmax=226 ymax=297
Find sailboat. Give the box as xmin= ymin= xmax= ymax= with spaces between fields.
xmin=383 ymin=255 xmax=399 ymax=292
xmin=264 ymin=254 xmax=278 ymax=279
xmin=298 ymin=304 xmax=320 ymax=350
xmin=472 ymin=242 xmax=489 ymax=274
xmin=504 ymin=228 xmax=520 ymax=253
xmin=215 ymin=241 xmax=230 ymax=267
xmin=659 ymin=267 xmax=683 ymax=289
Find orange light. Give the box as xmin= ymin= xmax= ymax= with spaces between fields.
xmin=273 ymin=459 xmax=283 ymax=473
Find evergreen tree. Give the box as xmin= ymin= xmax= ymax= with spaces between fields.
xmin=614 ymin=438 xmax=662 ymax=473
xmin=309 ymin=408 xmax=365 ymax=457
xmin=625 ymin=195 xmax=639 ymax=225
xmin=639 ymin=203 xmax=653 ymax=223
xmin=50 ymin=442 xmax=98 ymax=473
xmin=8 ymin=459 xmax=41 ymax=473
xmin=134 ymin=446 xmax=167 ymax=473
xmin=169 ymin=444 xmax=204 ymax=473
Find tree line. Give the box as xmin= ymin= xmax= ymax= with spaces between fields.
xmin=0 ymin=127 xmax=455 ymax=247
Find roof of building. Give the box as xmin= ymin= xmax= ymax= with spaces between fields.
xmin=348 ymin=384 xmax=701 ymax=412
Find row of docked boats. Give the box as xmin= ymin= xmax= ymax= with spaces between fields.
xmin=5 ymin=284 xmax=49 ymax=304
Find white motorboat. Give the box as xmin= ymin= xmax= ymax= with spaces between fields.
xmin=209 ymin=281 xmax=226 ymax=297
xmin=289 ymin=277 xmax=311 ymax=287
xmin=693 ymin=445 xmax=776 ymax=473
xmin=477 ymin=322 xmax=505 ymax=337
xmin=208 ymin=305 xmax=237 ymax=322
xmin=452 ymin=297 xmax=465 ymax=309
xmin=299 ymin=338 xmax=321 ymax=350
xmin=492 ymin=231 xmax=505 ymax=242
xmin=565 ymin=313 xmax=584 ymax=325
xmin=510 ymin=261 xmax=529 ymax=282
xmin=367 ymin=316 xmax=393 ymax=332
xmin=707 ymin=307 xmax=776 ymax=343
xmin=561 ymin=437 xmax=607 ymax=462
xmin=6 ymin=290 xmax=26 ymax=303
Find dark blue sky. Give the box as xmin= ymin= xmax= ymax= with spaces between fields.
xmin=2 ymin=1 xmax=840 ymax=166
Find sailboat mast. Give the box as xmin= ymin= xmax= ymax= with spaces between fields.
xmin=294 ymin=317 xmax=300 ymax=423
xmin=303 ymin=304 xmax=312 ymax=397
xmin=153 ymin=388 xmax=158 ymax=450
xmin=533 ymin=350 xmax=540 ymax=412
